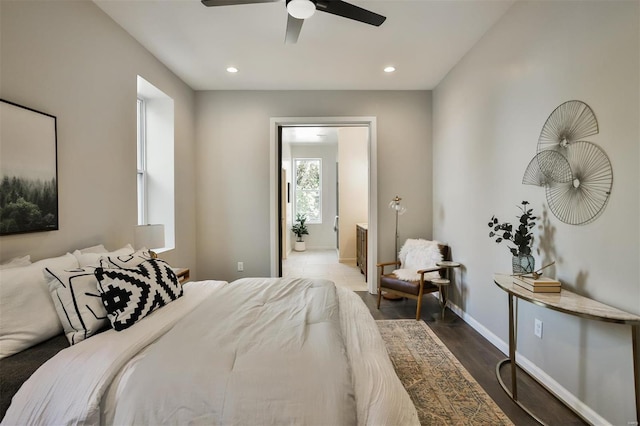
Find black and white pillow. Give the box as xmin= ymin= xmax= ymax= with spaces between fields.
xmin=99 ymin=248 xmax=152 ymax=269
xmin=94 ymin=259 xmax=182 ymax=331
xmin=44 ymin=267 xmax=109 ymax=345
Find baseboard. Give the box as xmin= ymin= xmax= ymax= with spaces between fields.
xmin=447 ymin=301 xmax=509 ymax=355
xmin=447 ymin=301 xmax=611 ymax=426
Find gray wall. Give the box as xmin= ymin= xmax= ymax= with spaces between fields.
xmin=432 ymin=1 xmax=639 ymax=423
xmin=0 ymin=0 xmax=197 ymax=275
xmin=195 ymin=91 xmax=432 ymax=281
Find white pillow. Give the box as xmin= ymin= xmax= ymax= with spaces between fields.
xmin=0 ymin=253 xmax=79 ymax=358
xmin=393 ymin=239 xmax=442 ymax=282
xmin=75 ymin=244 xmax=108 ymax=254
xmin=74 ymin=244 xmax=134 ymax=267
xmin=0 ymin=255 xmax=31 ymax=270
xmin=99 ymin=248 xmax=152 ymax=269
xmin=44 ymin=266 xmax=109 ymax=345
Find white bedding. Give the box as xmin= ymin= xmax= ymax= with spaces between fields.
xmin=3 ymin=278 xmax=418 ymax=426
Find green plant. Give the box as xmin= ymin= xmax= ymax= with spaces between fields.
xmin=488 ymin=201 xmax=537 ymax=256
xmin=291 ymin=213 xmax=309 ymax=242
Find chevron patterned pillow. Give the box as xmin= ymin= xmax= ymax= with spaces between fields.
xmin=94 ymin=258 xmax=183 ymax=331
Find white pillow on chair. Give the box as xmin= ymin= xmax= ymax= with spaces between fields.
xmin=393 ymin=239 xmax=442 ymax=282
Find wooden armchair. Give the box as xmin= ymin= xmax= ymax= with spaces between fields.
xmin=376 ymin=241 xmax=450 ymax=320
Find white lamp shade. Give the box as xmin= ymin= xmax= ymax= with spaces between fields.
xmin=135 ymin=224 xmax=165 ymax=250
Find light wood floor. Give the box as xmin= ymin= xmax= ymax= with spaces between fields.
xmin=282 ymin=249 xmax=367 ymax=291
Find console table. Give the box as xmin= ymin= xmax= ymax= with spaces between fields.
xmin=493 ymin=273 xmax=640 ymax=425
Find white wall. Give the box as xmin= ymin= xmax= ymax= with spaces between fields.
xmin=195 ymin=91 xmax=432 ymax=281
xmin=338 ymin=127 xmax=368 ymax=262
xmin=432 ymin=1 xmax=639 ymax=424
xmin=281 ymin=142 xmax=292 ymax=257
xmin=0 ymin=0 xmax=197 ymax=275
xmin=290 ymin=143 xmax=337 ymax=249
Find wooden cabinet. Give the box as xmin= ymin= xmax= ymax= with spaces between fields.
xmin=356 ymin=223 xmax=368 ymax=280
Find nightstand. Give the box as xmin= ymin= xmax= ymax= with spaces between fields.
xmin=173 ymin=268 xmax=190 ymax=284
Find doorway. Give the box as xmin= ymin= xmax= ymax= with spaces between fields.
xmin=269 ymin=116 xmax=378 ymax=294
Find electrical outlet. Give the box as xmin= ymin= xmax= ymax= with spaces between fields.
xmin=534 ymin=318 xmax=543 ymax=339
xmin=237 ymin=262 xmax=244 ymax=272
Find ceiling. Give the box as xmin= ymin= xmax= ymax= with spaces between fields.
xmin=94 ymin=0 xmax=514 ymax=91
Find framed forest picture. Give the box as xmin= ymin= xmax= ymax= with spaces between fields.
xmin=0 ymin=99 xmax=58 ymax=235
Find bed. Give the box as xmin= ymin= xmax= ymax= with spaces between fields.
xmin=1 ymin=264 xmax=419 ymax=425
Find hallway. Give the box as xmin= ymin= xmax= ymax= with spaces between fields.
xmin=282 ymin=249 xmax=368 ymax=292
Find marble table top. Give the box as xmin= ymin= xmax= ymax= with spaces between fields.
xmin=437 ymin=261 xmax=461 ymax=268
xmin=494 ymin=273 xmax=640 ymax=325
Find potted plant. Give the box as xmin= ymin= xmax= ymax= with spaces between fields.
xmin=291 ymin=213 xmax=309 ymax=252
xmin=488 ymin=201 xmax=537 ymax=274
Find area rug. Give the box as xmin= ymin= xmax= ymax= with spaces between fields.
xmin=377 ymin=319 xmax=513 ymax=426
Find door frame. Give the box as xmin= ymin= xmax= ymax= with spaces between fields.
xmin=269 ymin=116 xmax=378 ymax=293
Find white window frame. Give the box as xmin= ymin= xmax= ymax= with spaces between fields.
xmin=136 ymin=98 xmax=147 ymax=225
xmin=293 ymin=157 xmax=322 ymax=224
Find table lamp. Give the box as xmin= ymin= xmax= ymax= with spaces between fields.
xmin=134 ymin=224 xmax=165 ymax=258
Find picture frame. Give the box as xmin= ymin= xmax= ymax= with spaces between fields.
xmin=0 ymin=99 xmax=58 ymax=235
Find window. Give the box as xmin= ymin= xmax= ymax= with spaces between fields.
xmin=136 ymin=76 xmax=175 ymax=250
xmin=294 ymin=158 xmax=321 ymax=223
xmin=136 ymin=98 xmax=146 ymax=225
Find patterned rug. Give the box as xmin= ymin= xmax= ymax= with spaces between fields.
xmin=377 ymin=319 xmax=513 ymax=426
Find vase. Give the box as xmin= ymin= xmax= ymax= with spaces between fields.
xmin=512 ymin=254 xmax=535 ymax=274
xmin=294 ymin=241 xmax=306 ymax=252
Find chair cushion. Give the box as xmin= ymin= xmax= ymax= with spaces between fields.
xmin=380 ymin=274 xmax=438 ymax=296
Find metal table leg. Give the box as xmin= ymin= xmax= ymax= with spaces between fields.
xmin=632 ymin=324 xmax=639 ymax=423
xmin=495 ymin=294 xmax=547 ymax=425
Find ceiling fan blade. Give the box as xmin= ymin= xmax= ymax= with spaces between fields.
xmin=285 ymin=14 xmax=304 ymax=44
xmin=315 ymin=0 xmax=386 ymax=26
xmin=201 ymin=0 xmax=279 ymax=7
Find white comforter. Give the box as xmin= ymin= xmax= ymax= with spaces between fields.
xmin=3 ymin=278 xmax=418 ymax=426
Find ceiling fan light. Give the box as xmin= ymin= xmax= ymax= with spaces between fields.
xmin=287 ymin=0 xmax=316 ymax=20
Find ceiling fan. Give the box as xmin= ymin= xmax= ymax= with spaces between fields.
xmin=201 ymin=0 xmax=386 ymax=44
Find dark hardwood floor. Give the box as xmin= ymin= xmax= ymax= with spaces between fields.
xmin=356 ymin=291 xmax=587 ymax=426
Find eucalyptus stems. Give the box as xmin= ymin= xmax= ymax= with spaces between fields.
xmin=488 ymin=201 xmax=537 ymax=256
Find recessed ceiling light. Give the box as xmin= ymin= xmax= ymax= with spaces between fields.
xmin=287 ymin=0 xmax=316 ymax=19
xmin=226 ymin=67 xmax=238 ymax=73
xmin=384 ymin=66 xmax=396 ymax=73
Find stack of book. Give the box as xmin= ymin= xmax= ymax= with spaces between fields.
xmin=513 ymin=275 xmax=561 ymax=293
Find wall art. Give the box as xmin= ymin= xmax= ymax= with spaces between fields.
xmin=0 ymin=99 xmax=58 ymax=235
xmin=523 ymin=100 xmax=613 ymax=225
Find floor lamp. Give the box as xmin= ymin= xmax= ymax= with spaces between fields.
xmin=389 ymin=195 xmax=407 ymax=261
xmin=383 ymin=196 xmax=407 ymax=300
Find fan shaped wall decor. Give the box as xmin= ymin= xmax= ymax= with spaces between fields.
xmin=522 ymin=100 xmax=613 ymax=225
